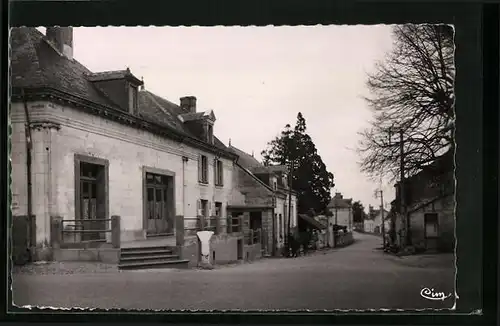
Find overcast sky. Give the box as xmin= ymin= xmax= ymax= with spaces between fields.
xmin=41 ymin=26 xmax=397 ymax=211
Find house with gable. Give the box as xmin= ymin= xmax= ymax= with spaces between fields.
xmin=327 ymin=192 xmax=354 ymax=232
xmin=392 ymin=150 xmax=455 ymax=252
xmin=227 ymin=144 xmax=300 ymax=256
xmin=9 ymin=26 xmax=270 ymax=268
xmin=364 ymin=206 xmax=390 ymax=234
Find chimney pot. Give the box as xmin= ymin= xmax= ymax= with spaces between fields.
xmin=46 ymin=27 xmax=73 ymax=60
xmin=180 ymin=96 xmax=197 ymax=113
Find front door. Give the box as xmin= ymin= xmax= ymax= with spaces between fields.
xmin=80 ymin=162 xmax=106 ymax=242
xmin=146 ymin=172 xmax=172 ymax=236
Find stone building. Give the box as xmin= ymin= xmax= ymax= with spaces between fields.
xmin=393 ymin=150 xmax=455 ymax=252
xmin=10 ymin=27 xmax=267 ymax=267
xmin=327 ymin=192 xmax=353 ymax=231
xmin=227 ymin=144 xmax=298 ymax=256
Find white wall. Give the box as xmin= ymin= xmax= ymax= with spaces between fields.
xmin=11 ymin=100 xmax=240 ymax=243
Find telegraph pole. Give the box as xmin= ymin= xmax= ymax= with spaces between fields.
xmin=399 ymin=129 xmax=410 ymax=246
xmin=375 ymin=188 xmax=385 ymax=249
xmin=287 ymin=159 xmax=293 ymax=255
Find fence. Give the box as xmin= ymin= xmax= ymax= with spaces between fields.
xmin=51 ymin=215 xmax=120 ymax=249
xmin=184 ymin=216 xmax=221 ymax=236
xmin=11 ymin=215 xmax=36 ymax=265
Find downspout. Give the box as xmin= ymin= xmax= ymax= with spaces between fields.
xmin=21 ymin=89 xmax=34 ymax=249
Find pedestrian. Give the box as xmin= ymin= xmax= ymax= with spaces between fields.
xmin=289 ymin=232 xmax=299 ymax=258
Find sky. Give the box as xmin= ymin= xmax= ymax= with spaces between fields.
xmin=40 ymin=25 xmax=396 ymax=211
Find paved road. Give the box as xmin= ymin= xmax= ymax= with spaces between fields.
xmin=12 ymin=232 xmax=455 ymax=311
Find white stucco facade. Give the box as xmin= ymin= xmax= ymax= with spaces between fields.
xmin=11 ymin=100 xmax=241 ymax=246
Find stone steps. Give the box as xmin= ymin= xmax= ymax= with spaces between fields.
xmin=118 ymin=246 xmax=189 ymax=270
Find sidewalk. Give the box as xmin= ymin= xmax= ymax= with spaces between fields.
xmin=384 ymin=252 xmax=455 ymax=269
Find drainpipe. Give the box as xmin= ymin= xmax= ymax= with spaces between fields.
xmin=182 ymin=155 xmax=188 ymax=216
xmin=21 ymin=89 xmax=34 ymax=249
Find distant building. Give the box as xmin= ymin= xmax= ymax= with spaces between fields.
xmin=364 ymin=206 xmax=390 ymax=234
xmin=327 ymin=192 xmax=353 ymax=232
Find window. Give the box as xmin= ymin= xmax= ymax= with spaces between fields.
xmin=198 ymin=155 xmax=208 ymax=184
xmin=197 ymin=199 xmax=208 ymax=230
xmin=207 ymin=124 xmax=214 ymax=144
xmin=424 ymin=213 xmax=438 ymax=238
xmin=215 ymin=202 xmax=222 ymax=217
xmin=129 ymin=85 xmax=138 ymax=114
xmin=274 ymin=181 xmax=277 ymax=190
xmin=214 ymin=159 xmax=224 ymax=186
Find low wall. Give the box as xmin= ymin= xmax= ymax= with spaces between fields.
xmin=335 ymin=232 xmax=354 ymax=248
xmin=53 ymin=248 xmax=120 ymax=264
xmin=244 ymin=243 xmax=262 ymax=261
xmin=210 ymin=233 xmax=241 ymax=264
xmin=181 ymin=236 xmax=201 ymax=268
xmin=180 ymin=233 xmax=263 ymax=266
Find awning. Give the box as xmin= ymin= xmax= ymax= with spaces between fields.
xmin=298 ymin=214 xmax=327 ymax=230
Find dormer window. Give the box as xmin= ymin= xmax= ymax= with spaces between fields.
xmin=129 ymin=84 xmax=138 ymax=114
xmin=207 ymin=124 xmax=214 ymax=144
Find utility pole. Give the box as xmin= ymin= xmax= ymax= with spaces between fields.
xmin=287 ymin=159 xmax=293 ymax=255
xmin=399 ymin=129 xmax=410 ymax=247
xmin=374 ymin=188 xmax=385 ymax=249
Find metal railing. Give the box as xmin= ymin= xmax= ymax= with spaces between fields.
xmin=51 ymin=215 xmax=120 ymax=249
xmin=244 ymin=228 xmax=261 ymax=245
xmin=184 ymin=216 xmax=221 ymax=236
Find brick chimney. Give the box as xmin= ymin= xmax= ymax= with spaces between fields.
xmin=46 ymin=27 xmax=73 ymax=60
xmin=180 ymin=96 xmax=197 ymax=113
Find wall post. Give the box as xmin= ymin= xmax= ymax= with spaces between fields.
xmin=111 ymin=215 xmax=121 ymax=248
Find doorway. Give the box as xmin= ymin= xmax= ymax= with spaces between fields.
xmin=237 ymin=239 xmax=243 ymax=260
xmin=145 ymin=172 xmax=173 ymax=236
xmin=78 ymin=161 xmax=107 ymax=242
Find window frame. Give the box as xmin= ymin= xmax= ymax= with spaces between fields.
xmin=198 ymin=155 xmax=209 ymax=184
xmin=214 ymin=159 xmax=224 ymax=186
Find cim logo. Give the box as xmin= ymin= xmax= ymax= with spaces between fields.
xmin=420 ymin=287 xmax=452 ymax=301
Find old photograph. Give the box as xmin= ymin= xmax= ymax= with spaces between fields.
xmin=10 ymin=25 xmax=456 ymax=311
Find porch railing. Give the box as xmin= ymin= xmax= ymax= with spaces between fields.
xmin=244 ymin=228 xmax=261 ymax=245
xmin=50 ymin=215 xmax=120 ymax=249
xmin=184 ymin=216 xmax=221 ymax=236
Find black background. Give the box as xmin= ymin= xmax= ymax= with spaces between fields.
xmin=2 ymin=0 xmax=498 ymax=324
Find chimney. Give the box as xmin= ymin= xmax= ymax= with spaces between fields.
xmin=46 ymin=27 xmax=73 ymax=60
xmin=180 ymin=96 xmax=197 ymax=113
xmin=335 ymin=192 xmax=342 ymax=199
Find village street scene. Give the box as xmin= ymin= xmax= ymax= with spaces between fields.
xmin=10 ymin=25 xmax=455 ymax=311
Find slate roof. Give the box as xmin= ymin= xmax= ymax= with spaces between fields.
xmin=327 ymin=197 xmax=352 ymax=209
xmin=10 ymin=27 xmax=230 ymax=155
xmin=228 ymin=145 xmax=263 ymax=169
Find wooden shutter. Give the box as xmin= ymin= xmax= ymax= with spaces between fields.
xmin=213 ymin=158 xmax=217 ymax=185
xmin=220 ymin=161 xmax=224 ymax=186
xmin=198 ymin=155 xmax=202 ymax=182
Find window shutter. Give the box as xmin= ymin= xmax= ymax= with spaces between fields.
xmin=214 ymin=158 xmax=217 ymax=185
xmin=198 ymin=155 xmax=202 ymax=182
xmin=220 ymin=161 xmax=224 ymax=186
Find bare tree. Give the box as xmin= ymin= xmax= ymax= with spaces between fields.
xmin=358 ymin=24 xmax=455 ymax=181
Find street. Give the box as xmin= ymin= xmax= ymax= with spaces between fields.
xmin=12 ymin=232 xmax=455 ymax=311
